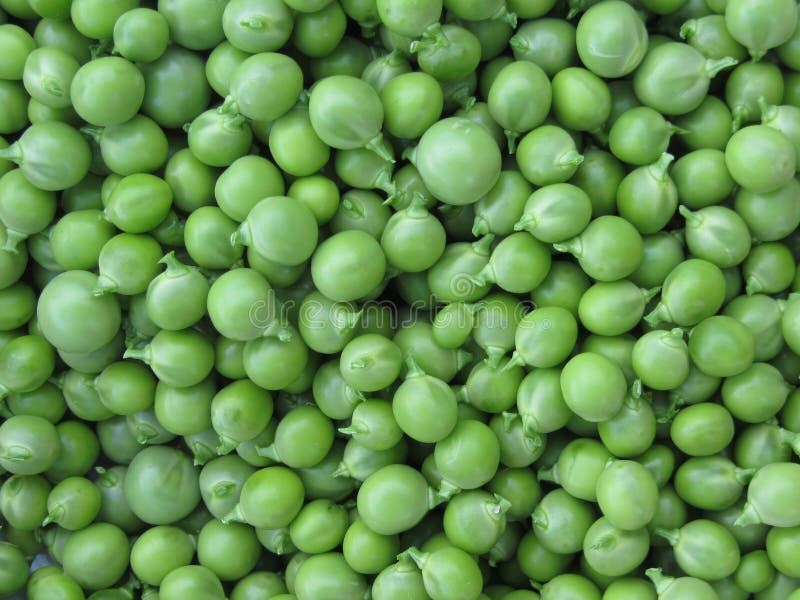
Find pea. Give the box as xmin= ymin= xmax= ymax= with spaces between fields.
xmin=575 ymin=0 xmax=647 ymax=78
xmin=124 ymin=328 xmax=215 ymax=389
xmin=674 ymin=94 xmax=733 ymax=151
xmin=656 ymin=518 xmax=741 ymax=580
xmin=381 ymin=195 xmax=447 ymax=273
xmin=392 ymin=357 xmax=458 ymax=443
xmin=688 ymin=314 xmax=756 ymax=378
xmin=725 ymin=0 xmax=798 ymax=60
xmin=736 ymin=462 xmax=800 ymax=527
xmin=634 ymin=42 xmax=737 ymax=115
xmin=426 ymin=235 xmax=493 ymax=304
xmin=435 ymin=419 xmax=500 ymax=496
xmin=541 ymin=574 xmax=601 ymax=600
xmin=646 ymin=568 xmax=720 ymax=600
xmin=231 ymin=572 xmax=288 ymax=600
xmin=583 ymin=516 xmax=650 ymax=578
xmin=401 ymin=545 xmax=482 ymax=600
xmin=159 ymin=565 xmax=226 ymax=600
xmin=560 ymin=352 xmax=627 ymax=422
xmin=410 ymin=117 xmax=501 ymax=206
xmin=734 ymin=549 xmax=776 ymax=593
xmin=312 ymin=230 xmax=387 ymax=302
xmin=515 ymin=183 xmax=592 ymax=245
xmin=487 ymin=60 xmax=551 ymax=152
xmin=645 ymin=258 xmax=726 ymax=327
xmin=555 ymin=215 xmax=644 ymax=282
xmin=510 ymin=18 xmax=577 ymax=78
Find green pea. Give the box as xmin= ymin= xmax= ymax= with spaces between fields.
xmin=221 ymin=0 xmax=292 ymax=53
xmin=727 ymin=125 xmax=796 ymax=194
xmin=432 ymin=302 xmax=478 ymax=350
xmin=560 ymin=352 xmax=627 ymax=422
xmin=583 ymin=516 xmax=650 ymax=578
xmin=0 ymin=473 xmax=50 ymax=530
xmin=61 ymin=522 xmax=130 ymax=591
xmin=689 ymin=314 xmax=757 ymax=377
xmin=743 ymin=242 xmax=796 ymax=295
xmin=93 ymin=360 xmax=156 ymax=417
xmin=43 ymin=475 xmax=100 ymax=531
xmin=129 ymin=525 xmax=195 ymax=587
xmin=159 ymin=565 xmax=226 ymax=600
xmin=656 ymin=519 xmax=741 ymax=581
xmin=725 ymin=0 xmax=797 ymax=60
xmin=632 ymin=328 xmax=690 ymax=390
xmin=211 ymin=379 xmax=273 ymax=454
xmin=516 ymin=124 xmax=583 ymax=187
xmin=342 ymin=517 xmax=399 ymax=576
xmin=410 ymin=116 xmax=501 ymax=206
xmin=575 ymin=0 xmax=647 ymax=78
xmin=510 ymin=18 xmax=577 ymax=78
xmin=598 ymin=390 xmax=657 ymax=458
xmin=645 ymin=258 xmax=726 ymax=327
xmin=0 ymin=281 xmax=35 ymax=332
xmin=674 ymin=94 xmax=733 ymax=151
xmin=393 ymin=358 xmax=458 ymax=443
xmin=312 ymin=230 xmax=387 ymax=302
xmin=670 ymin=401 xmax=735 ymax=456
xmin=7 ymin=381 xmax=66 ymax=423
xmin=487 ymin=61 xmax=551 ymax=152
xmin=357 ymin=464 xmax=437 ymax=535
xmin=144 ymin=252 xmax=208 ymax=331
xmin=435 ymin=419 xmax=500 ymax=496
xmin=675 ymin=456 xmax=755 ymax=511
xmin=540 ymin=437 xmax=611 ymax=502
xmin=555 ymin=215 xmax=644 ymax=282
xmin=629 ymin=232 xmax=685 ymax=290
xmin=578 ymin=280 xmax=656 ymax=337
xmin=514 ymin=183 xmax=592 ymax=245
xmin=259 ymin=404 xmax=333 ymax=468
xmin=633 ymin=42 xmax=737 ymax=115
xmin=516 ymin=529 xmax=572 ymax=583
xmin=330 ymin=189 xmax=392 ymax=239
xmin=0 ymin=413 xmax=61 ymax=475
xmin=507 ymin=306 xmax=577 ymax=371
xmin=552 ymin=67 xmax=611 ymax=134
xmin=596 ymin=459 xmax=659 ymax=531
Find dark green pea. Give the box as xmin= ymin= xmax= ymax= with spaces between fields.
xmin=681 ymin=15 xmax=747 ymax=61
xmin=633 ymin=41 xmax=737 ymax=115
xmin=555 ymin=215 xmax=643 ymax=282
xmin=91 ymin=465 xmax=143 ymax=535
xmin=145 ymin=251 xmax=209 ymax=331
xmin=95 ymin=415 xmax=140 ymax=464
xmin=675 ymin=456 xmax=755 ymax=510
xmin=645 ymin=258 xmax=726 ymax=327
xmin=510 ymin=18 xmax=577 ymax=78
xmin=197 ymin=518 xmax=261 ymax=582
xmin=726 ymin=125 xmax=796 ymax=193
xmin=0 ymin=473 xmax=49 ymax=530
xmin=532 ymin=488 xmax=596 ymax=554
xmin=438 ymin=202 xmax=478 ymax=241
xmin=674 ymin=94 xmax=733 ymax=150
xmin=516 ymin=124 xmax=584 ymax=187
xmin=670 ymin=402 xmax=736 ymax=455
xmin=515 ymin=183 xmax=592 ymax=244
xmin=489 ymin=410 xmax=545 ymax=467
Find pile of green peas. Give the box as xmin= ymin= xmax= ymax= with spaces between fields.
xmin=2 ymin=0 xmax=800 ymax=598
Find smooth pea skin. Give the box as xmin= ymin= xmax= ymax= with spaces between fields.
xmin=670 ymin=402 xmax=735 ymax=456
xmin=410 ymin=117 xmax=501 ymax=206
xmin=726 ymin=125 xmax=796 ymax=193
xmin=575 ymin=0 xmax=648 ymax=78
xmin=560 ymin=352 xmax=627 ymax=422
xmin=596 ymin=459 xmax=659 ymax=531
xmin=130 ymin=525 xmax=195 ymax=586
xmin=357 ymin=464 xmax=433 ymax=535
xmin=311 ymin=230 xmax=386 ymax=302
xmin=633 ymin=42 xmax=736 ymax=115
xmin=555 ymin=215 xmax=643 ymax=282
xmin=688 ymin=315 xmax=756 ymax=377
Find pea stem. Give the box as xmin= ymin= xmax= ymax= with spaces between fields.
xmin=365 ymin=133 xmax=395 ymax=163
xmin=221 ymin=503 xmax=246 ymax=525
xmin=645 ymin=567 xmax=675 ymax=595
xmin=0 ymin=143 xmax=21 ymax=163
xmin=679 ymin=19 xmax=698 ymax=41
xmin=331 ymin=461 xmax=352 ymax=479
xmin=405 ymin=193 xmax=430 ymax=219
xmin=501 ymin=411 xmax=519 ymax=432
xmin=398 ymin=546 xmax=429 ymax=571
xmin=643 ymin=301 xmax=672 ymax=328
xmin=487 ymin=493 xmax=512 ymax=518
xmin=471 ymin=233 xmax=495 ymax=257
xmin=537 ymin=465 xmax=559 ymax=484
xmin=648 ymin=152 xmax=674 ymax=181
xmin=558 ymin=149 xmax=585 ymax=168
xmin=734 ymin=467 xmax=757 ymax=485
xmin=472 ymin=215 xmax=490 ymax=237
xmin=733 ymin=501 xmax=763 ymax=527
xmin=158 ymin=251 xmax=191 ymax=277
xmin=92 ymin=274 xmax=119 ymax=296
xmin=216 ymin=434 xmax=239 ymax=455
xmin=79 ymin=125 xmax=103 ymax=143
xmin=705 ymin=56 xmax=739 ymax=79
xmin=504 ymin=130 xmax=519 ymax=155
xmin=256 ymin=443 xmax=280 ymax=462
xmin=122 ymin=345 xmax=152 ymax=364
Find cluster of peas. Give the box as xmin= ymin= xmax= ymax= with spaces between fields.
xmin=3 ymin=0 xmax=800 ymax=598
